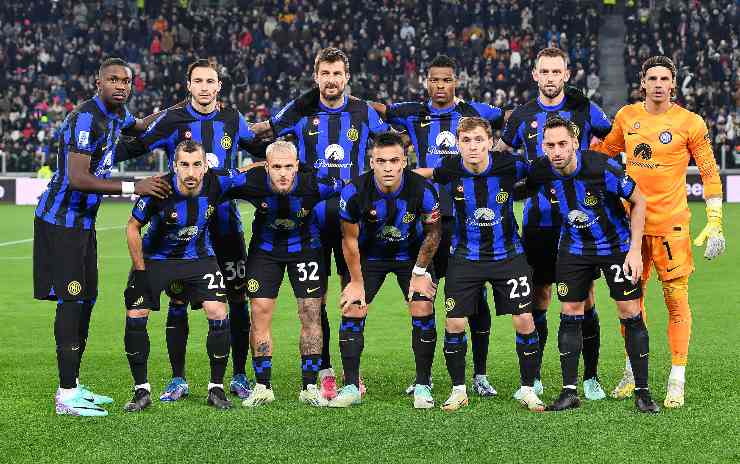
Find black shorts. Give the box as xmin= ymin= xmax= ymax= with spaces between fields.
xmin=33 ymin=218 xmax=98 ymax=301
xmin=522 ymin=226 xmax=559 ymax=286
xmin=444 ymin=254 xmax=534 ymax=318
xmin=432 ymin=217 xmax=454 ymax=278
xmin=211 ymin=231 xmax=248 ymax=293
xmin=245 ymin=248 xmax=325 ymax=299
xmin=362 ymin=259 xmax=437 ymax=304
xmin=126 ymin=258 xmax=227 ymax=310
xmin=556 ymin=252 xmax=642 ymax=302
xmin=321 ymin=196 xmax=349 ymax=279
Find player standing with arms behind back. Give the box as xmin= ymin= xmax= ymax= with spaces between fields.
xmin=592 ymin=56 xmax=725 ymax=408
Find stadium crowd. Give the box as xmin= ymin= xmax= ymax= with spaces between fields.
xmin=623 ymin=0 xmax=738 ymax=167
xmin=0 ymin=0 xmax=604 ymax=172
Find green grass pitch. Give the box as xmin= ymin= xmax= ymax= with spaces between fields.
xmin=1 ymin=202 xmax=738 ymax=463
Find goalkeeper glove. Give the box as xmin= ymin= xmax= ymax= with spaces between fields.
xmin=693 ymin=197 xmax=725 ymax=259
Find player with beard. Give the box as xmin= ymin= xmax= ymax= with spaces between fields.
xmin=234 ymin=142 xmax=344 ymax=407
xmin=368 ymin=55 xmax=502 ymax=397
xmin=495 ymin=48 xmax=612 ymax=401
xmin=34 ymin=58 xmax=173 ymax=416
xmin=252 ymin=47 xmax=389 ymax=400
xmin=130 ymin=59 xmax=258 ymax=402
xmin=525 ymin=117 xmax=659 ymax=413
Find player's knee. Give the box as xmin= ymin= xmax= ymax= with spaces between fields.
xmin=512 ymin=313 xmax=535 ymax=333
xmin=445 ymin=317 xmax=466 ymax=333
xmin=561 ymin=301 xmax=585 ymax=315
xmin=409 ymin=301 xmax=433 ymax=318
xmin=203 ymin=302 xmax=228 ymax=320
xmin=533 ymin=284 xmax=552 ymax=308
xmin=342 ymin=304 xmax=367 ymax=318
xmin=127 ymin=308 xmax=150 ymax=319
xmin=616 ymin=299 xmax=641 ymax=319
xmin=662 ymin=276 xmax=691 ymax=323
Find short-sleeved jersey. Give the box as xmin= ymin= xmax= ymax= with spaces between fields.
xmin=526 ymin=150 xmax=637 ymax=256
xmin=339 ymin=171 xmax=440 ymax=261
xmin=387 ymin=100 xmax=504 ymax=168
xmin=226 ymin=167 xmax=343 ymax=256
xmin=502 ymin=96 xmax=612 ymax=229
xmin=35 ymin=96 xmax=136 ymax=229
xmin=138 ymin=104 xmax=257 ymax=236
xmin=133 ymin=169 xmax=248 ymax=260
xmin=270 ymin=96 xmax=389 ymax=179
xmin=433 ymin=153 xmax=529 ymax=261
xmin=591 ymin=102 xmax=722 ymax=235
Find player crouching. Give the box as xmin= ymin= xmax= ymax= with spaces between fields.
xmin=122 ymin=140 xmax=253 ymax=411
xmin=333 ymin=133 xmax=442 ymax=409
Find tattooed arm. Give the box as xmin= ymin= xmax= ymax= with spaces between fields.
xmin=407 ymin=212 xmax=441 ymax=300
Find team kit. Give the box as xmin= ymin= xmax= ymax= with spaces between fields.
xmin=32 ymin=46 xmax=726 ymax=417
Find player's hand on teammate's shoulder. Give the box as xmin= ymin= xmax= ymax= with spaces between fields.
xmin=563 ymin=86 xmax=589 ymax=111
xmin=294 ymin=87 xmax=321 ymax=116
xmin=134 ymin=175 xmax=172 ymax=199
xmin=239 ymin=161 xmax=266 ymax=172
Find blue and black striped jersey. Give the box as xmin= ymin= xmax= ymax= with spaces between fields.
xmin=227 ymin=166 xmax=343 ymax=256
xmin=270 ymin=96 xmax=388 ymax=180
xmin=339 ymin=171 xmax=440 ymax=261
xmin=138 ymin=104 xmax=256 ymax=237
xmin=433 ymin=152 xmax=529 ymax=261
xmin=133 ymin=169 xmax=248 ymax=260
xmin=526 ymin=150 xmax=636 ymax=256
xmin=387 ymin=100 xmax=504 ymax=168
xmin=501 ymin=96 xmax=612 ymax=229
xmin=35 ymin=96 xmax=136 ymax=229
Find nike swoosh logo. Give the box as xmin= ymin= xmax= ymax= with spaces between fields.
xmin=627 ymin=132 xmax=638 ymax=136
xmin=666 ymin=266 xmax=679 ymax=272
xmin=640 ymin=352 xmax=648 ymax=358
xmin=454 ymin=197 xmax=465 ymax=201
xmin=528 ymin=133 xmax=538 ymax=139
xmin=550 ymin=199 xmax=559 ymax=204
xmin=523 ymin=351 xmax=537 ymax=356
xmin=125 ymin=351 xmax=140 ymax=356
xmin=420 ymin=121 xmax=432 ymax=127
xmin=213 ymin=354 xmax=228 ymax=359
xmin=559 ymin=352 xmax=571 ymax=356
xmin=307 ymin=287 xmax=321 ymax=294
xmin=234 ymin=283 xmax=246 ymax=290
xmin=420 ymin=338 xmax=435 ymax=343
xmin=443 ymin=350 xmax=458 ymax=354
xmin=216 ymin=293 xmax=226 ymax=297
xmin=339 ymin=338 xmax=355 ymax=343
xmin=518 ymin=301 xmax=531 ymax=309
xmin=308 ymin=130 xmax=321 ymax=136
xmin=623 ymin=288 xmax=638 ymax=296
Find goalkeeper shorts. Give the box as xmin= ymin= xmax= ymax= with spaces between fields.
xmin=642 ymin=224 xmax=695 ymax=281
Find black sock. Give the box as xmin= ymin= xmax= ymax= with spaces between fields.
xmin=558 ymin=314 xmax=583 ymax=388
xmin=621 ymin=314 xmax=649 ymax=389
xmin=206 ymin=318 xmax=230 ymax=385
xmin=229 ymin=300 xmax=250 ymax=376
xmin=301 ymin=354 xmax=322 ymax=389
xmin=320 ymin=303 xmax=332 ymax=369
xmin=54 ymin=300 xmax=83 ymax=389
xmin=76 ymin=298 xmax=94 ymax=381
xmin=252 ymin=356 xmax=272 ymax=388
xmin=338 ymin=316 xmax=365 ymax=387
xmin=515 ymin=330 xmax=540 ymax=387
xmin=165 ymin=302 xmax=188 ymax=379
xmin=532 ymin=308 xmax=548 ymax=379
xmin=469 ymin=290 xmax=491 ymax=376
xmin=411 ymin=315 xmax=436 ymax=385
xmin=124 ymin=316 xmax=150 ymax=386
xmin=582 ymin=306 xmax=601 ymax=380
xmin=443 ymin=331 xmax=467 ymax=387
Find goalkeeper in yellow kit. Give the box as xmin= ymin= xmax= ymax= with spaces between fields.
xmin=592 ymin=56 xmax=725 ymax=408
